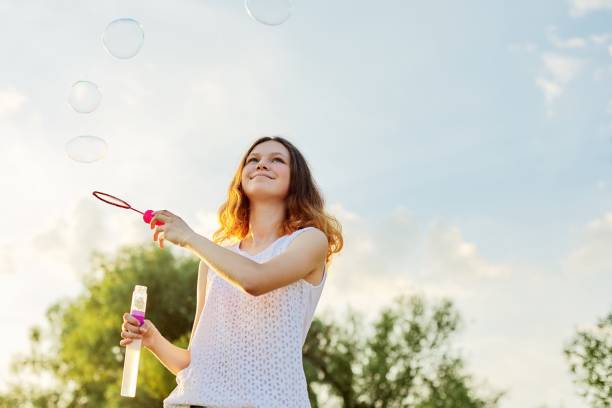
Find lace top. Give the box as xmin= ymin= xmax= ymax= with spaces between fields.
xmin=163 ymin=227 xmax=327 ymax=408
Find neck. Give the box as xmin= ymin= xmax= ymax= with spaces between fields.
xmin=244 ymin=201 xmax=286 ymax=245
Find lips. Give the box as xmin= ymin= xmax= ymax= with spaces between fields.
xmin=251 ymin=174 xmax=273 ymax=179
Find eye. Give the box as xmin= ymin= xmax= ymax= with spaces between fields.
xmin=273 ymin=158 xmax=284 ymax=163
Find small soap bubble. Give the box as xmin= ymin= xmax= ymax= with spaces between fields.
xmin=103 ymin=18 xmax=144 ymax=59
xmin=65 ymin=135 xmax=108 ymax=163
xmin=68 ymin=81 xmax=101 ymax=113
xmin=245 ymin=0 xmax=292 ymax=26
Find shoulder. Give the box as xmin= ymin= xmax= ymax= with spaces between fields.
xmin=290 ymin=227 xmax=328 ymax=251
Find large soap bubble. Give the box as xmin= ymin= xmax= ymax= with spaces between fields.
xmin=103 ymin=18 xmax=144 ymax=59
xmin=65 ymin=135 xmax=108 ymax=163
xmin=245 ymin=0 xmax=292 ymax=26
xmin=68 ymin=81 xmax=101 ymax=113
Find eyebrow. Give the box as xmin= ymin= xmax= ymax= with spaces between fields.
xmin=247 ymin=152 xmax=288 ymax=159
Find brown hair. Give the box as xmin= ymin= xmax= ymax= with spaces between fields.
xmin=211 ymin=136 xmax=343 ymax=264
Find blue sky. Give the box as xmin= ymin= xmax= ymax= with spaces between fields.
xmin=1 ymin=0 xmax=611 ymax=407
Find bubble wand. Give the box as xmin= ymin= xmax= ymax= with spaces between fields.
xmin=92 ymin=191 xmax=164 ymax=227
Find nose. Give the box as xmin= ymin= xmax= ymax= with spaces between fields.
xmin=256 ymin=160 xmax=269 ymax=170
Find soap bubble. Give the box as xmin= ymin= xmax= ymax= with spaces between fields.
xmin=65 ymin=135 xmax=108 ymax=163
xmin=68 ymin=81 xmax=101 ymax=113
xmin=245 ymin=0 xmax=292 ymax=26
xmin=103 ymin=18 xmax=144 ymax=59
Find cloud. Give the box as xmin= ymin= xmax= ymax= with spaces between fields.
xmin=0 ymin=88 xmax=26 ymax=117
xmin=589 ymin=33 xmax=612 ymax=45
xmin=31 ymin=198 xmax=150 ymax=278
xmin=546 ymin=26 xmax=587 ymax=49
xmin=570 ymin=0 xmax=612 ymax=17
xmin=423 ymin=221 xmax=512 ymax=281
xmin=562 ymin=212 xmax=612 ymax=275
xmin=535 ymin=53 xmax=584 ymax=110
xmin=319 ymin=203 xmax=512 ymax=323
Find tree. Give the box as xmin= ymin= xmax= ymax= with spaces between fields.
xmin=563 ymin=310 xmax=612 ymax=408
xmin=1 ymin=244 xmax=505 ymax=407
xmin=303 ymin=295 xmax=505 ymax=407
xmin=0 ymin=244 xmax=197 ymax=407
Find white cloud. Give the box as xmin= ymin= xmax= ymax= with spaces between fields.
xmin=589 ymin=33 xmax=612 ymax=44
xmin=547 ymin=26 xmax=587 ymax=49
xmin=535 ymin=78 xmax=563 ymax=105
xmin=563 ymin=212 xmax=612 ymax=275
xmin=0 ymin=88 xmax=26 ymax=117
xmin=31 ymin=198 xmax=150 ymax=278
xmin=542 ymin=53 xmax=583 ymax=83
xmin=319 ymin=204 xmax=512 ymax=325
xmin=535 ymin=53 xmax=584 ymax=108
xmin=570 ymin=0 xmax=612 ymax=17
xmin=423 ymin=221 xmax=512 ymax=281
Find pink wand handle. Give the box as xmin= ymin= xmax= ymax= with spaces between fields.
xmin=143 ymin=210 xmax=165 ymax=226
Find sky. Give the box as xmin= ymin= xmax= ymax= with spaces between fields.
xmin=0 ymin=0 xmax=611 ymax=406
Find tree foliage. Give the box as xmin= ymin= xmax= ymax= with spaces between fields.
xmin=563 ymin=311 xmax=612 ymax=408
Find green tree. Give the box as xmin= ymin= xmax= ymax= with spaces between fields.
xmin=303 ymin=295 xmax=505 ymax=407
xmin=0 ymin=244 xmax=197 ymax=407
xmin=1 ymin=244 xmax=505 ymax=407
xmin=563 ymin=310 xmax=612 ymax=408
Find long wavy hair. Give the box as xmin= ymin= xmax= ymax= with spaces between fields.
xmin=211 ymin=136 xmax=343 ymax=264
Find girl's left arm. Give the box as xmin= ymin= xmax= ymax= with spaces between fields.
xmin=185 ymin=228 xmax=327 ymax=297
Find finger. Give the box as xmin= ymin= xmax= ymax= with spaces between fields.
xmin=126 ymin=314 xmax=140 ymax=326
xmin=124 ymin=323 xmax=139 ymax=333
xmin=120 ymin=339 xmax=132 ymax=346
xmin=153 ymin=226 xmax=165 ymax=240
xmin=122 ymin=330 xmax=142 ymax=339
xmin=124 ymin=313 xmax=138 ymax=325
xmin=154 ymin=230 xmax=165 ymax=244
xmin=150 ymin=214 xmax=169 ymax=229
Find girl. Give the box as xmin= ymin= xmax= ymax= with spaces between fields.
xmin=120 ymin=136 xmax=343 ymax=408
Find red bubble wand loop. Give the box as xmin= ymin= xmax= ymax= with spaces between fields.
xmin=92 ymin=191 xmax=165 ymax=226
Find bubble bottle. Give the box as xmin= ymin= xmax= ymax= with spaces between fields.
xmin=121 ymin=285 xmax=147 ymax=397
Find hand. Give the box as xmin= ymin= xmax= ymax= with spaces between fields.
xmin=149 ymin=210 xmax=196 ymax=249
xmin=120 ymin=313 xmax=159 ymax=350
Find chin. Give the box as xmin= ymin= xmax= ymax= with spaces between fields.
xmin=245 ymin=189 xmax=287 ymax=200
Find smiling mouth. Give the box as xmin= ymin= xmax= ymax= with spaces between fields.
xmin=252 ymin=175 xmax=272 ymax=179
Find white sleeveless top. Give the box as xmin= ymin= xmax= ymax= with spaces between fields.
xmin=163 ymin=227 xmax=328 ymax=408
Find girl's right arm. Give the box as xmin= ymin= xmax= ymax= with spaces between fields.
xmin=148 ymin=260 xmax=209 ymax=375
xmin=146 ymin=332 xmax=191 ymax=376
xmin=121 ymin=315 xmax=190 ymax=376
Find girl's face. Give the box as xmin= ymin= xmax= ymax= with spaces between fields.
xmin=241 ymin=140 xmax=291 ymax=202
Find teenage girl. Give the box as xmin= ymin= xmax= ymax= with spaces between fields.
xmin=120 ymin=136 xmax=343 ymax=407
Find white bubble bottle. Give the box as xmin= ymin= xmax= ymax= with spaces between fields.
xmin=121 ymin=285 xmax=147 ymax=397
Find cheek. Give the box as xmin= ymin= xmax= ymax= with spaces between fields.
xmin=278 ymin=167 xmax=291 ymax=186
xmin=241 ymin=165 xmax=252 ymax=180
